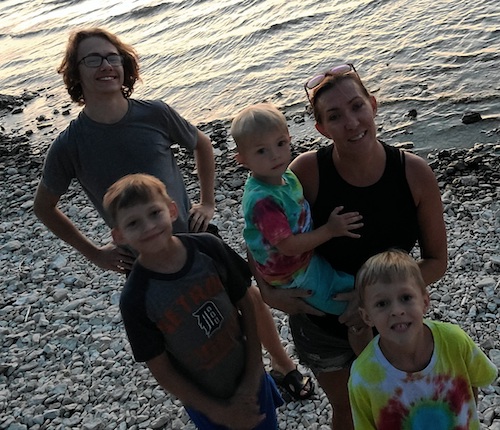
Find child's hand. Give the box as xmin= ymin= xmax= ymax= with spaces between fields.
xmin=325 ymin=206 xmax=363 ymax=238
xmin=232 ymin=384 xmax=260 ymax=407
xmin=210 ymin=395 xmax=265 ymax=430
xmin=216 ymin=383 xmax=264 ymax=429
xmin=228 ymin=393 xmax=265 ymax=430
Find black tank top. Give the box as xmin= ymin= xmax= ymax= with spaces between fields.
xmin=309 ymin=142 xmax=419 ymax=335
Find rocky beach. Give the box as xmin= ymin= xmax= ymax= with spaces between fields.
xmin=1 ymin=93 xmax=499 ymax=430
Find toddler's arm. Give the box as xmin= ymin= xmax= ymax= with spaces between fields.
xmin=276 ymin=206 xmax=362 ymax=256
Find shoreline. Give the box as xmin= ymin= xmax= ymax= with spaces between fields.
xmin=1 ymin=94 xmax=500 ymax=429
xmin=2 ymin=88 xmax=500 ymax=158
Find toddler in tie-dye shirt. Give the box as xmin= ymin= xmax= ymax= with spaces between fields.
xmin=232 ymin=103 xmax=372 ymax=355
xmin=348 ymin=249 xmax=497 ymax=429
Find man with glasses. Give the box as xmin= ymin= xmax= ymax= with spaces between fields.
xmin=34 ymin=27 xmax=215 ymax=271
xmin=33 ymin=27 xmax=312 ymax=404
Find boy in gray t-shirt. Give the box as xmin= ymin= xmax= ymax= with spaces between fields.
xmin=104 ymin=173 xmax=283 ymax=429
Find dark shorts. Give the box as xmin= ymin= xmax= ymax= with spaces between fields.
xmin=289 ymin=313 xmax=355 ymax=375
xmin=185 ymin=372 xmax=283 ymax=429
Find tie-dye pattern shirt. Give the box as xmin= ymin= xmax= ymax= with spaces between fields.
xmin=348 ymin=320 xmax=498 ymax=430
xmin=242 ymin=169 xmax=313 ymax=286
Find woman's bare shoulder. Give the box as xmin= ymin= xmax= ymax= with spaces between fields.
xmin=403 ymin=150 xmax=441 ymax=204
xmin=404 ymin=151 xmax=436 ymax=182
xmin=290 ymin=150 xmax=318 ymax=174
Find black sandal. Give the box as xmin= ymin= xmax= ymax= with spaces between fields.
xmin=270 ymin=368 xmax=314 ymax=400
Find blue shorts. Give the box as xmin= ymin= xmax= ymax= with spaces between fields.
xmin=286 ymin=254 xmax=353 ymax=315
xmin=185 ymin=372 xmax=283 ymax=429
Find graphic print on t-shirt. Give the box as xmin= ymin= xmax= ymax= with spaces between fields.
xmin=193 ymin=301 xmax=223 ymax=337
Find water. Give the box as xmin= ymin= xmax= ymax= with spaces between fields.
xmin=1 ymin=0 xmax=499 ymax=153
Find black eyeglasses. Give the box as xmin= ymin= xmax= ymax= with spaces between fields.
xmin=303 ymin=63 xmax=358 ymax=104
xmin=78 ymin=54 xmax=124 ymax=68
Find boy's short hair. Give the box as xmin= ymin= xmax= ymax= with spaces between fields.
xmin=103 ymin=174 xmax=171 ymax=225
xmin=355 ymin=249 xmax=426 ymax=307
xmin=231 ymin=103 xmax=288 ymax=149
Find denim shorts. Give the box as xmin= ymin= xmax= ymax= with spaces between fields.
xmin=289 ymin=313 xmax=355 ymax=375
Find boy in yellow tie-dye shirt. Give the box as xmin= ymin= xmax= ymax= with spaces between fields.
xmin=348 ymin=249 xmax=497 ymax=430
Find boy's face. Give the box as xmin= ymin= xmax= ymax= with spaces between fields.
xmin=112 ymin=196 xmax=178 ymax=255
xmin=235 ymin=128 xmax=291 ymax=185
xmin=359 ymin=279 xmax=430 ymax=347
xmin=77 ymin=36 xmax=125 ymax=101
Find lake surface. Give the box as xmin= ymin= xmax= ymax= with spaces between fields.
xmin=1 ymin=0 xmax=499 ymax=152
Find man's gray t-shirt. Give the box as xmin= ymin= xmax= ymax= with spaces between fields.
xmin=41 ymin=99 xmax=198 ymax=232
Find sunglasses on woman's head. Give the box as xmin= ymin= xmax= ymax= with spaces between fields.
xmin=303 ymin=63 xmax=358 ymax=104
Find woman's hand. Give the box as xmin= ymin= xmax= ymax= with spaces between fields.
xmin=259 ymin=285 xmax=325 ymax=316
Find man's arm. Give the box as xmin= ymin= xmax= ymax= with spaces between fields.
xmin=33 ymin=183 xmax=134 ymax=272
xmin=189 ymin=130 xmax=215 ymax=232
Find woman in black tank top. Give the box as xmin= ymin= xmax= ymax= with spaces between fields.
xmin=257 ymin=64 xmax=447 ymax=430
